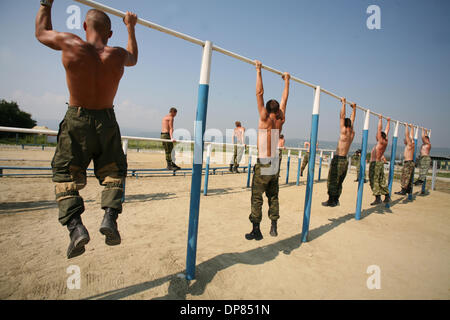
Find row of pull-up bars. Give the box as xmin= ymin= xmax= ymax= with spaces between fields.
xmin=66 ymin=1 xmax=431 ymax=280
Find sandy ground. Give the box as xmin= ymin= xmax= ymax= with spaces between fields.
xmin=0 ymin=146 xmax=449 ymax=300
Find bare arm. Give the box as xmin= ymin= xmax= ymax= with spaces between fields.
xmin=339 ymin=98 xmax=346 ymax=129
xmin=279 ymin=73 xmax=290 ymax=120
xmin=421 ymin=128 xmax=427 ymax=143
xmin=405 ymin=124 xmax=411 ymax=145
xmin=376 ymin=115 xmax=382 ymax=141
xmin=385 ymin=117 xmax=391 ymax=136
xmin=123 ymin=12 xmax=138 ymax=67
xmin=410 ymin=125 xmax=414 ymax=141
xmin=255 ymin=60 xmax=267 ymax=120
xmin=350 ymin=103 xmax=356 ymax=127
xmin=35 ymin=1 xmax=79 ymax=50
xmin=169 ymin=117 xmax=174 ymax=140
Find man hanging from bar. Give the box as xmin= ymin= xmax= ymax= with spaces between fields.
xmin=395 ymin=124 xmax=415 ymax=195
xmin=322 ymin=98 xmax=356 ymax=207
xmin=229 ymin=121 xmax=246 ymax=173
xmin=414 ymin=128 xmax=432 ymax=186
xmin=246 ymin=60 xmax=290 ymax=240
xmin=369 ymin=115 xmax=391 ymax=205
xmin=35 ymin=0 xmax=138 ymax=258
xmin=161 ymin=107 xmax=181 ymax=171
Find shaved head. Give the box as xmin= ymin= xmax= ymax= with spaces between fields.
xmin=85 ymin=9 xmax=112 ymax=42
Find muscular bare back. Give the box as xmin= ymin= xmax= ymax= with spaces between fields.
xmin=63 ymin=38 xmax=126 ymax=109
xmin=258 ymin=115 xmax=284 ymax=158
xmin=234 ymin=126 xmax=246 ymax=144
xmin=336 ymin=127 xmax=355 ymax=156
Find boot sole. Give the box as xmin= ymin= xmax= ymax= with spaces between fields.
xmin=245 ymin=234 xmax=263 ymax=241
xmin=99 ymin=227 xmax=121 ymax=246
xmin=67 ymin=235 xmax=90 ymax=259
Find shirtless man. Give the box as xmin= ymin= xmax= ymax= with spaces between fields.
xmin=246 ymin=60 xmax=290 ymax=240
xmin=36 ymin=1 xmax=138 ymax=258
xmin=414 ymin=128 xmax=432 ymax=185
xmin=229 ymin=121 xmax=246 ymax=173
xmin=161 ymin=107 xmax=180 ymax=171
xmin=369 ymin=115 xmax=391 ymax=205
xmin=322 ymin=98 xmax=356 ymax=207
xmin=395 ymin=124 xmax=415 ymax=195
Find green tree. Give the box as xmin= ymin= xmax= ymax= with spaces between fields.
xmin=0 ymin=99 xmax=36 ymax=137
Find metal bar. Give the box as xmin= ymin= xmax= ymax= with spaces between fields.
xmin=246 ymin=146 xmax=252 ymax=188
xmin=71 ymin=0 xmax=429 ymax=130
xmin=301 ymin=86 xmax=320 ymax=242
xmin=355 ymin=110 xmax=370 ymax=220
xmin=186 ymin=40 xmax=213 ymax=281
xmin=203 ymin=144 xmax=212 ymax=196
xmin=431 ymin=160 xmax=437 ymax=191
xmin=386 ymin=121 xmax=399 ymax=208
xmin=285 ymin=149 xmax=291 ymax=184
xmin=296 ymin=152 xmax=302 ymax=186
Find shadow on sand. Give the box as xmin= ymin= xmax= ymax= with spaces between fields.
xmin=82 ymin=191 xmax=416 ymax=300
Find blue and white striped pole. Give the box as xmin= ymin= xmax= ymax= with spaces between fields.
xmin=318 ymin=150 xmax=323 ymax=181
xmin=355 ymin=110 xmax=370 ymax=220
xmin=301 ymin=86 xmax=320 ymax=242
xmin=186 ymin=41 xmax=212 ymax=280
xmin=121 ymin=138 xmax=128 ymax=203
xmin=296 ymin=151 xmax=302 ymax=186
xmin=408 ymin=126 xmax=419 ymax=201
xmin=246 ymin=146 xmax=252 ymax=188
xmin=203 ymin=144 xmax=212 ymax=196
xmin=285 ymin=149 xmax=291 ymax=184
xmin=386 ymin=121 xmax=399 ymax=208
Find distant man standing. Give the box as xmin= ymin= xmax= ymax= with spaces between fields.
xmin=229 ymin=121 xmax=246 ymax=173
xmin=36 ymin=0 xmax=138 ymax=258
xmin=353 ymin=149 xmax=368 ymax=183
xmin=161 ymin=107 xmax=180 ymax=171
xmin=246 ymin=60 xmax=290 ymax=240
xmin=414 ymin=128 xmax=432 ymax=185
xmin=395 ymin=124 xmax=415 ymax=195
xmin=277 ymin=134 xmax=286 ymax=176
xmin=300 ymin=141 xmax=310 ymax=177
xmin=322 ymin=98 xmax=356 ymax=207
xmin=369 ymin=115 xmax=391 ymax=205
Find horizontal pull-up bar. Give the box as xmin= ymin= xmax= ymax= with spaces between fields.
xmin=73 ymin=0 xmax=428 ymax=132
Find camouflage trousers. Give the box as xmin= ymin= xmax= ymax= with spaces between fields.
xmin=161 ymin=132 xmax=174 ymax=164
xmin=250 ymin=159 xmax=279 ymax=223
xmin=231 ymin=144 xmax=245 ymax=168
xmin=400 ymin=160 xmax=415 ymax=191
xmin=327 ymin=156 xmax=349 ymax=199
xmin=300 ymin=152 xmax=309 ymax=174
xmin=354 ymin=156 xmax=368 ymax=180
xmin=369 ymin=161 xmax=389 ymax=196
xmin=52 ymin=106 xmax=127 ymax=226
xmin=416 ymin=155 xmax=431 ymax=181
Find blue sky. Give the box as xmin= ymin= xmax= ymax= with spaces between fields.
xmin=0 ymin=0 xmax=449 ymax=148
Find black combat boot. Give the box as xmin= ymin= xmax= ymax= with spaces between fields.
xmin=99 ymin=208 xmax=121 ymax=246
xmin=395 ymin=188 xmax=407 ymax=195
xmin=384 ymin=194 xmax=391 ymax=203
xmin=322 ymin=196 xmax=339 ymax=207
xmin=66 ymin=215 xmax=90 ymax=259
xmin=171 ymin=162 xmax=181 ymax=171
xmin=229 ymin=164 xmax=234 ymax=172
xmin=414 ymin=179 xmax=423 ymax=186
xmin=270 ymin=220 xmax=278 ymax=237
xmin=234 ymin=165 xmax=240 ymax=173
xmin=370 ymin=195 xmax=382 ymax=206
xmin=167 ymin=162 xmax=175 ymax=170
xmin=245 ymin=223 xmax=263 ymax=241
